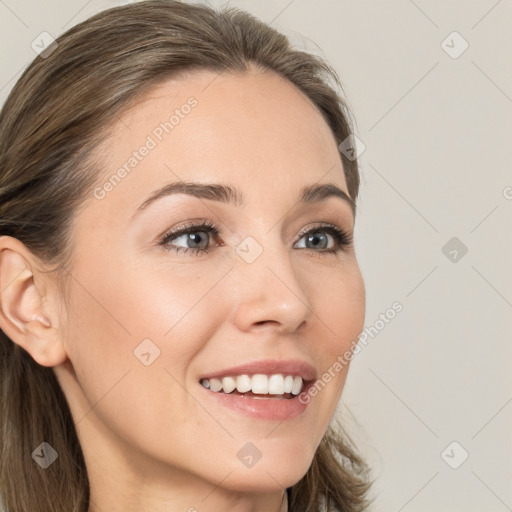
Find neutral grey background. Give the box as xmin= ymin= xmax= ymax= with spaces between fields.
xmin=1 ymin=1 xmax=511 ymax=511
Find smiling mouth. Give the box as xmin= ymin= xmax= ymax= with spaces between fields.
xmin=198 ymin=373 xmax=314 ymax=421
xmin=199 ymin=373 xmax=308 ymax=399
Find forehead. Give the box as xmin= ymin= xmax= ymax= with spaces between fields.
xmin=86 ymin=68 xmax=349 ymax=222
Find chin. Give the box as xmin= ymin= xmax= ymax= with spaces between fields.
xmin=220 ymin=465 xmax=309 ymax=493
xmin=217 ymin=446 xmax=314 ymax=493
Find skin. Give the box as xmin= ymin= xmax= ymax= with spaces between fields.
xmin=0 ymin=66 xmax=365 ymax=512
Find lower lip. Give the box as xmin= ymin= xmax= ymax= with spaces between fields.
xmin=199 ymin=384 xmax=310 ymax=421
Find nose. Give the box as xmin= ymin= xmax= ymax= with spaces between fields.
xmin=230 ymin=239 xmax=313 ymax=335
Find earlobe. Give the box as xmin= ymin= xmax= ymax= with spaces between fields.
xmin=0 ymin=236 xmax=67 ymax=367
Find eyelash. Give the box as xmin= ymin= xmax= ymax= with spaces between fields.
xmin=159 ymin=219 xmax=353 ymax=256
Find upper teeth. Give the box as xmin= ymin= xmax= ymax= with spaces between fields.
xmin=200 ymin=374 xmax=304 ymax=395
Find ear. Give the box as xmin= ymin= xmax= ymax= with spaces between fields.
xmin=0 ymin=236 xmax=67 ymax=367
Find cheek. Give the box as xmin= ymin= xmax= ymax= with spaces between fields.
xmin=304 ymin=261 xmax=365 ymax=421
xmin=314 ymin=260 xmax=366 ymax=353
xmin=61 ymin=256 xmax=234 ymax=463
xmin=62 ymin=254 xmax=231 ymax=404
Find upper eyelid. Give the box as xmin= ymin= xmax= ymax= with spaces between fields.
xmin=296 ymin=222 xmax=345 ymax=236
xmin=161 ymin=220 xmax=217 ymax=240
xmin=163 ymin=221 xmax=346 ymax=235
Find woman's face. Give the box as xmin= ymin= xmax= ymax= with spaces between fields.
xmin=55 ymin=68 xmax=365 ymax=504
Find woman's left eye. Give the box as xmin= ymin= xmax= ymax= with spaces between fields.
xmin=159 ymin=221 xmax=353 ymax=256
xmin=295 ymin=225 xmax=353 ymax=254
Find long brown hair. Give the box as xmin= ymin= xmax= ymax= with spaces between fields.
xmin=0 ymin=1 xmax=373 ymax=510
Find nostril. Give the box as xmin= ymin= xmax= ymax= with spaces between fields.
xmin=254 ymin=320 xmax=280 ymax=328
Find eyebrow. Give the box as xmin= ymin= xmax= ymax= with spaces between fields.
xmin=130 ymin=181 xmax=355 ymax=222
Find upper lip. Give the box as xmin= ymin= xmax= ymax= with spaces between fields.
xmin=199 ymin=358 xmax=317 ymax=382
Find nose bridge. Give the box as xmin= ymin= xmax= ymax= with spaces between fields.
xmin=230 ymin=230 xmax=313 ymax=333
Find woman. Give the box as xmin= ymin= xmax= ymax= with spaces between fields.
xmin=0 ymin=1 xmax=373 ymax=511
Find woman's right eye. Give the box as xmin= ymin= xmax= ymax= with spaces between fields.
xmin=159 ymin=220 xmax=220 ymax=256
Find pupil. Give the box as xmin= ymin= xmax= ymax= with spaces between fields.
xmin=190 ymin=232 xmax=207 ymax=248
